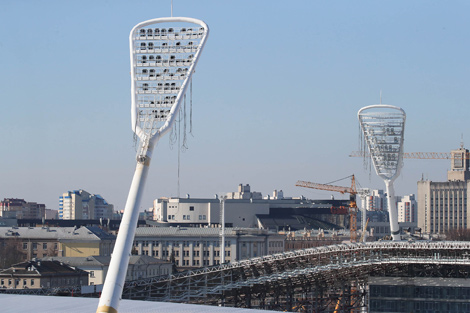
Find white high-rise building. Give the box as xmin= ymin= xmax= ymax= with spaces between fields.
xmin=397 ymin=194 xmax=417 ymax=223
xmin=59 ymin=190 xmax=114 ymax=220
xmin=364 ymin=190 xmax=387 ymax=211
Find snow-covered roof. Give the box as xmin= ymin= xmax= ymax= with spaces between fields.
xmin=0 ymin=226 xmax=115 ymax=241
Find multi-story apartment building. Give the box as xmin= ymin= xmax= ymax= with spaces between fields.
xmin=133 ymin=227 xmax=285 ymax=269
xmin=363 ymin=190 xmax=387 ymax=211
xmin=0 ymin=198 xmax=45 ymax=219
xmin=397 ymin=194 xmax=417 ymax=223
xmin=59 ymin=190 xmax=114 ymax=220
xmin=0 ymin=226 xmax=115 ymax=263
xmin=418 ymin=147 xmax=470 ymax=234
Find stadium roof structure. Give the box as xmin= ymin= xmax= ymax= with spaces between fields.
xmin=0 ymin=294 xmax=277 ymax=313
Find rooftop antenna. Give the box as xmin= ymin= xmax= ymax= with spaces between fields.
xmin=358 ymin=104 xmax=406 ymax=241
xmin=97 ymin=17 xmax=209 ymax=313
xmin=171 ymin=0 xmax=173 ymax=17
xmin=461 ymin=133 xmax=464 ymax=149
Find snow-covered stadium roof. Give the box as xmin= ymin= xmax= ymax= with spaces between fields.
xmin=0 ymin=294 xmax=277 ymax=313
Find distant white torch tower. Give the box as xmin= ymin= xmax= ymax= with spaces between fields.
xmin=358 ymin=105 xmax=406 ymax=241
xmin=97 ymin=17 xmax=209 ymax=313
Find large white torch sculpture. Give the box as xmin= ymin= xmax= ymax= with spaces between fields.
xmin=358 ymin=105 xmax=406 ymax=241
xmin=97 ymin=17 xmax=209 ymax=313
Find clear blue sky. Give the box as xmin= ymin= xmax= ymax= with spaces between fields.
xmin=1 ymin=0 xmax=469 ymax=211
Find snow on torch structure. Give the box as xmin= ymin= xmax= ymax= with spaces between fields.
xmin=358 ymin=105 xmax=406 ymax=241
xmin=97 ymin=17 xmax=209 ymax=313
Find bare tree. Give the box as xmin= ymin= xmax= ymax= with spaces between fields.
xmin=0 ymin=237 xmax=25 ymax=269
xmin=445 ymin=228 xmax=470 ymax=241
xmin=169 ymin=251 xmax=178 ymax=274
xmin=46 ymin=245 xmax=57 ymax=257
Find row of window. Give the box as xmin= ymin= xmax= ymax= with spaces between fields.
xmin=140 ymin=249 xmax=231 ymax=259
xmin=23 ymin=242 xmax=58 ymax=250
xmin=170 ymin=250 xmax=230 ymax=257
xmin=430 ymin=223 xmax=467 ymax=232
xmin=167 ymin=214 xmax=207 ymax=220
xmin=137 ymin=240 xmax=231 ymax=247
xmin=430 ymin=213 xmax=467 ymax=218
xmin=0 ymin=277 xmax=80 ymax=288
xmin=370 ymin=299 xmax=470 ymax=312
xmin=371 ymin=284 xmax=470 ymax=299
xmin=0 ymin=278 xmax=34 ymax=287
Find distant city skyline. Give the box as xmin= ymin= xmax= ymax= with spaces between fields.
xmin=0 ymin=0 xmax=469 ymax=211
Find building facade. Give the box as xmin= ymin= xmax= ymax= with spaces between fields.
xmin=153 ymin=184 xmax=334 ymax=228
xmin=363 ymin=190 xmax=387 ymax=211
xmin=397 ymin=194 xmax=417 ymax=223
xmin=0 ymin=226 xmax=115 ymax=263
xmin=369 ymin=276 xmax=470 ymax=312
xmin=59 ymin=190 xmax=114 ymax=220
xmin=418 ymin=147 xmax=470 ymax=234
xmin=0 ymin=260 xmax=88 ymax=289
xmin=133 ymin=227 xmax=285 ymax=269
xmin=0 ymin=198 xmax=45 ymax=219
xmin=42 ymin=255 xmax=172 ymax=285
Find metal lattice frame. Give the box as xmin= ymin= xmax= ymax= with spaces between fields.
xmin=358 ymin=105 xmax=406 ymax=241
xmin=121 ymin=241 xmax=470 ymax=310
xmin=6 ymin=241 xmax=470 ymax=312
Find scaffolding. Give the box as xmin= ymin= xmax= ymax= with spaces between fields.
xmin=4 ymin=241 xmax=470 ymax=312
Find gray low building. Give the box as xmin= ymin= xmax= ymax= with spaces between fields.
xmin=0 ymin=260 xmax=88 ymax=289
xmin=0 ymin=226 xmax=115 ymax=262
xmin=41 ymin=255 xmax=172 ymax=285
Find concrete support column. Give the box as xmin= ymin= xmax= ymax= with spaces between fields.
xmin=148 ymin=242 xmax=153 ymax=256
xmin=138 ymin=242 xmax=143 ymax=255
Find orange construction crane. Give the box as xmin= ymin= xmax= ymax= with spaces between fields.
xmin=296 ymin=175 xmax=358 ymax=242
